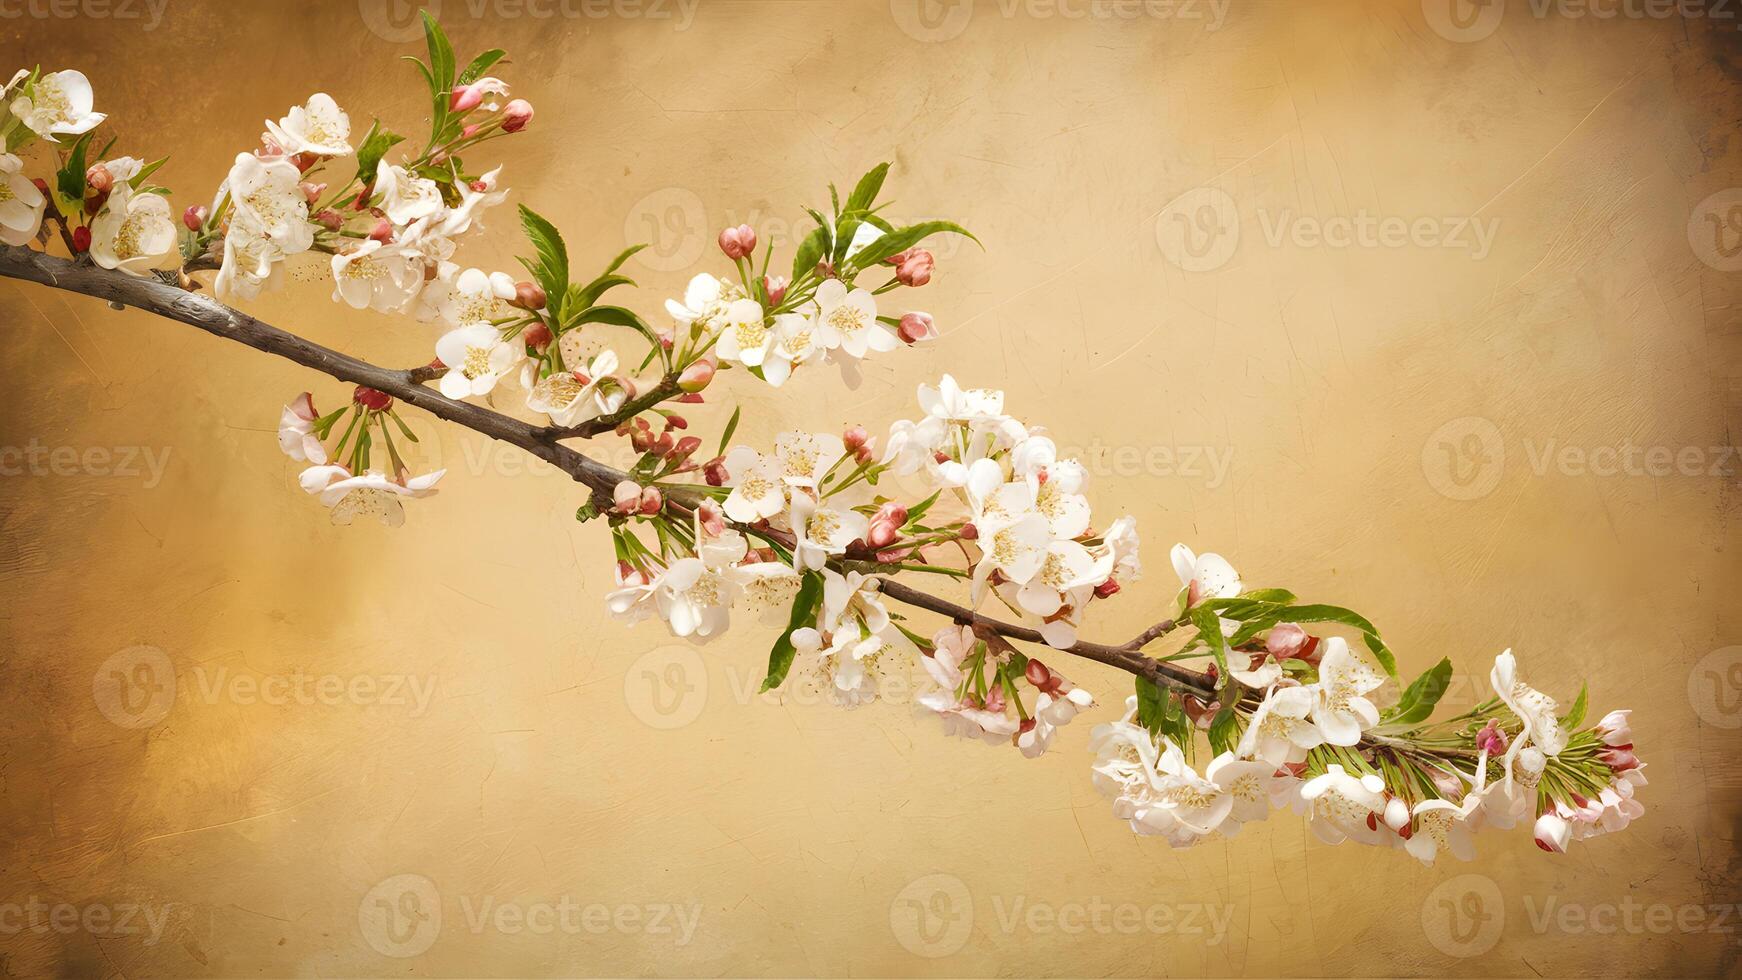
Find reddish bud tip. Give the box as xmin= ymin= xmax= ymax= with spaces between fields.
xmin=183 ymin=204 xmax=209 ymax=232
xmin=717 ymin=223 xmax=757 ymax=261
xmin=353 ymin=386 xmax=393 ymax=411
xmin=70 ymin=226 xmax=91 ymax=253
xmin=368 ymin=219 xmax=393 ymax=243
xmin=898 ymin=311 xmax=937 ymax=344
xmin=502 ymin=99 xmax=534 ymax=133
xmin=762 ymin=274 xmax=788 ymax=306
xmin=84 ymin=165 xmax=113 ymax=193
xmin=523 ymin=323 xmax=553 ymax=352
xmin=702 ymin=456 xmax=729 ymax=487
xmin=678 ymin=360 xmax=715 ymax=393
xmin=512 ymin=280 xmax=547 ymax=311
xmin=450 ymin=84 xmax=483 ymax=113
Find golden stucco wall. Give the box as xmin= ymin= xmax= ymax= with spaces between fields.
xmin=1 ymin=0 xmax=1739 ymax=975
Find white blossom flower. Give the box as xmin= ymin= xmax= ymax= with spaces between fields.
xmin=10 ymin=70 xmax=104 ymax=141
xmin=224 ymin=153 xmax=313 ymax=255
xmin=428 ymin=266 xmax=518 ymax=327
xmin=525 ymin=351 xmax=624 ymax=427
xmin=1205 ymin=753 xmax=1296 ymax=830
xmin=1237 ymin=684 xmax=1323 ymax=766
xmin=1016 ymin=540 xmax=1110 ymax=618
xmin=774 ymin=431 xmax=844 ymax=489
xmin=790 ymin=492 xmax=868 ymax=571
xmin=265 ymin=93 xmax=353 ymax=157
xmin=712 ymin=297 xmax=775 ymax=370
xmin=796 ymin=622 xmax=916 ymax=708
xmin=1299 ymin=764 xmax=1389 ymax=845
xmin=919 ymin=373 xmax=1005 ymax=424
xmin=734 ymin=561 xmax=802 ymax=626
xmin=330 ymin=240 xmax=425 ymax=312
xmin=760 ymin=311 xmax=821 ymax=388
xmin=277 ymin=392 xmax=326 ymax=464
xmin=1490 ymin=649 xmax=1569 ymax=767
xmin=214 ymin=219 xmax=285 ymax=300
xmin=0 ymin=153 xmax=46 ymax=246
xmin=655 ymin=534 xmax=746 ymax=643
xmin=819 ymin=569 xmax=890 ymax=637
xmin=969 ymin=512 xmax=1050 ymax=605
xmin=720 ymin=446 xmax=786 ymax=523
xmin=607 ymin=565 xmax=659 ymax=625
xmin=435 ymin=324 xmax=521 ymax=399
xmin=1015 ymin=670 xmax=1094 ymax=758
xmin=299 ymin=466 xmax=444 ymax=527
xmin=1311 ymin=637 xmax=1383 ymax=746
xmin=813 ymin=278 xmax=896 ymax=362
xmin=89 ymin=186 xmax=177 ymax=275
xmin=431 ymin=166 xmax=508 ymax=237
xmin=665 ymin=273 xmax=741 ymax=335
xmin=1132 ymin=742 xmax=1234 ymax=846
xmin=373 ymin=161 xmax=443 ymax=226
xmin=1170 ymin=543 xmax=1242 ymax=605
xmin=1406 ymin=795 xmax=1480 ymax=864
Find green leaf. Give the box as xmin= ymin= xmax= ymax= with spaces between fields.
xmin=1135 ymin=676 xmax=1167 ymax=735
xmin=1189 ymin=605 xmax=1229 ymax=673
xmin=761 ymin=572 xmax=823 ymax=692
xmin=401 ymin=55 xmax=435 ymax=94
xmin=54 ymin=131 xmax=95 ymax=218
xmin=458 ymin=49 xmax=507 ymax=86
xmin=571 ymin=274 xmax=636 ymax=311
xmin=1239 ymin=588 xmax=1297 ymax=603
xmin=517 ymin=204 xmax=569 ymax=302
xmin=1207 ymin=706 xmax=1240 ymax=755
xmin=847 ymin=220 xmax=980 ymax=269
xmin=128 ymin=155 xmax=168 ymax=190
xmin=846 ymin=162 xmax=890 ymax=214
xmin=791 ymin=224 xmax=830 ymax=281
xmin=1384 ymin=658 xmax=1453 ymax=726
xmin=568 ymin=304 xmax=661 ymax=354
xmin=599 ymin=242 xmax=648 ymax=277
xmin=422 ymin=10 xmax=456 ymax=89
xmin=903 ymin=489 xmax=943 ymax=526
xmin=1561 ymin=683 xmax=1589 ymax=729
xmin=354 ymin=120 xmax=404 ymax=187
xmin=716 ymin=406 xmax=741 ymax=456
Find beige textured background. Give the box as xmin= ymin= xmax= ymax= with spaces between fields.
xmin=1 ymin=0 xmax=1739 ymax=975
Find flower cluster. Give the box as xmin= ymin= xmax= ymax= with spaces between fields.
xmin=277 ymin=388 xmax=446 ymax=526
xmin=1088 ymin=642 xmax=1644 ymax=862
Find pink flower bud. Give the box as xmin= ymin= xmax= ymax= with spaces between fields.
xmin=697 ymin=499 xmax=726 ymax=536
xmin=289 ymin=392 xmax=319 ymax=422
xmin=1598 ymin=747 xmax=1639 ymax=771
xmin=1093 ymin=578 xmax=1121 ymax=599
xmin=895 ymin=248 xmax=934 ymax=287
xmin=1534 ymin=812 xmax=1570 ymax=853
xmin=369 ymin=219 xmax=393 ymax=243
xmin=313 ymin=208 xmax=343 ymax=231
xmin=677 ymin=393 xmax=705 ymax=403
xmin=513 ymin=280 xmax=547 ymax=311
xmin=523 ymin=323 xmax=552 ymax=352
xmin=461 ymin=124 xmax=482 ymax=140
xmin=1596 ymin=709 xmax=1632 ymax=746
xmin=291 ymin=152 xmax=320 ymax=173
xmin=663 ymin=415 xmax=688 ymax=431
xmin=70 ymin=226 xmax=90 ymax=253
xmin=866 ymin=521 xmax=899 ymax=549
xmin=299 ymin=181 xmax=325 ymax=204
xmin=678 ymin=359 xmax=716 ymax=393
xmin=1475 ymin=719 xmax=1508 ymax=756
xmin=613 ymin=481 xmax=641 ymax=514
xmin=450 ymin=84 xmax=484 ymax=113
xmin=671 ymin=435 xmax=702 ymax=461
xmin=959 ymin=522 xmax=978 ymax=541
xmin=502 ymin=99 xmax=534 ymax=132
xmin=651 ymin=432 xmax=675 ymax=457
xmin=717 ymin=223 xmax=757 ymax=260
xmin=638 ymin=487 xmax=664 ymax=515
xmin=874 ymin=501 xmax=908 ymax=527
xmin=1025 ymin=659 xmax=1056 ymax=692
xmin=352 ymin=386 xmax=393 ymax=411
xmin=1266 ymin=623 xmax=1310 ymax=659
xmin=762 ymin=274 xmax=788 ymax=306
xmin=898 ymin=312 xmax=937 ymax=344
xmin=84 ymin=165 xmax=113 ymax=193
xmin=702 ymin=456 xmax=729 ymax=486
xmin=183 ymin=205 xmax=209 ymax=232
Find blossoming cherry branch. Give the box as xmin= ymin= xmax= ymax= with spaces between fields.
xmin=0 ymin=13 xmax=1643 ymax=861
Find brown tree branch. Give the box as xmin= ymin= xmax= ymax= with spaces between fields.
xmin=0 ymin=245 xmax=1213 ymax=699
